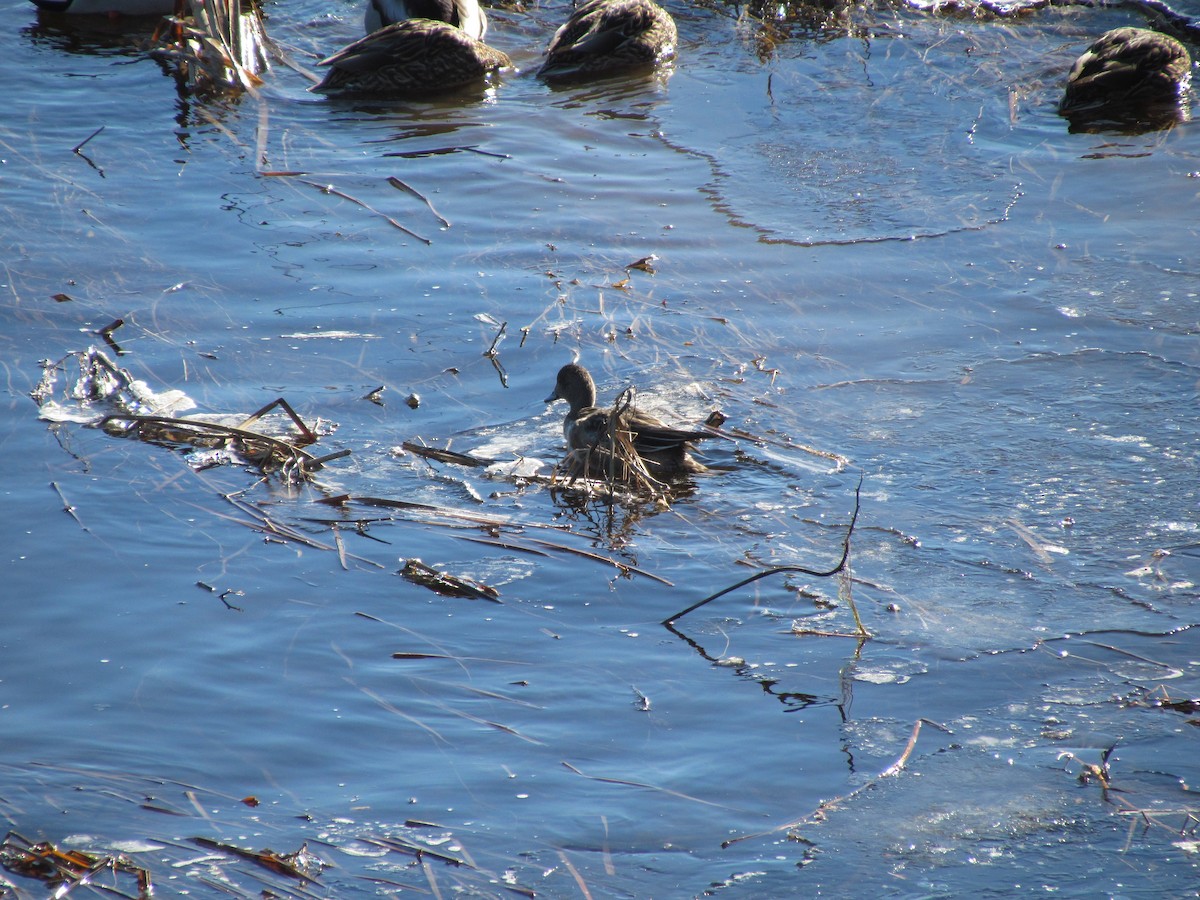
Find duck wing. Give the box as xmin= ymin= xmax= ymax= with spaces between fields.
xmin=541 ymin=0 xmax=676 ymax=77
xmin=314 ymin=21 xmax=509 ymax=93
xmin=628 ymin=421 xmax=711 ymax=455
xmin=1062 ymin=28 xmax=1190 ymax=113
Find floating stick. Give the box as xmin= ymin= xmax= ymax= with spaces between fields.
xmin=662 ymin=473 xmax=863 ymax=625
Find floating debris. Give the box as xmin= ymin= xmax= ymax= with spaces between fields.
xmin=33 ymin=346 xmax=194 ymax=421
xmin=625 ymin=254 xmax=658 ymax=273
xmin=33 ymin=347 xmax=347 ymax=480
xmin=0 ymin=832 xmax=152 ymax=898
xmin=152 ymin=0 xmax=271 ymax=94
xmin=190 ymin=837 xmax=326 ymax=881
xmin=402 ymin=440 xmax=495 ymax=467
xmin=401 ymin=558 xmax=501 ymax=601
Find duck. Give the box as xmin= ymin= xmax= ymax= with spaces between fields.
xmin=538 ymin=0 xmax=677 ymax=80
xmin=1060 ymin=27 xmax=1192 ymax=122
xmin=311 ymin=18 xmax=510 ymax=96
xmin=544 ymin=362 xmax=712 ymax=479
xmin=364 ymin=0 xmax=487 ymax=40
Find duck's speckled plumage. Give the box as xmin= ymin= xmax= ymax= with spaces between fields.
xmin=312 ymin=19 xmax=510 ymax=96
xmin=1060 ymin=27 xmax=1191 ymax=118
xmin=539 ymin=0 xmax=677 ymax=80
xmin=545 ymin=363 xmax=710 ymax=478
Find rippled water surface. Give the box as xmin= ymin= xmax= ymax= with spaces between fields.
xmin=3 ymin=0 xmax=1200 ymax=894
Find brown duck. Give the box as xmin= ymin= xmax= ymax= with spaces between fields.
xmin=539 ymin=0 xmax=677 ymax=80
xmin=313 ymin=0 xmax=509 ymax=97
xmin=1060 ymin=27 xmax=1192 ymax=121
xmin=544 ymin=363 xmax=712 ymax=478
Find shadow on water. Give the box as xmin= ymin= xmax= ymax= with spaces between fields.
xmin=23 ymin=10 xmax=163 ymax=55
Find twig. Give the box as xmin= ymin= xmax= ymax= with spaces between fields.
xmin=722 ymin=717 xmax=950 ymax=849
xmin=557 ymin=850 xmax=594 ymax=900
xmin=97 ymin=412 xmax=330 ymax=475
xmin=387 ymin=176 xmax=451 ymax=228
xmin=301 ymin=448 xmax=353 ymax=472
xmin=72 ymin=125 xmax=105 ymax=154
xmin=401 ymin=558 xmax=500 ymax=602
xmin=561 ymin=761 xmax=733 ymax=809
xmin=487 ymin=352 xmax=509 ymax=388
xmin=296 ymin=178 xmax=431 ymax=244
xmin=484 ymin=320 xmax=507 ymax=358
xmin=402 ymin=441 xmax=495 ymax=467
xmin=50 ymin=481 xmax=87 ymax=531
xmin=96 ymin=317 xmax=126 ymax=355
xmin=513 ymin=535 xmax=673 ymax=585
xmin=238 ymin=396 xmax=317 ymax=443
xmin=662 ymin=473 xmax=863 ymax=625
xmin=382 ymin=145 xmax=511 ymax=160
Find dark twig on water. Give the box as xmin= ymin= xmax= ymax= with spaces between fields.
xmin=72 ymin=125 xmax=106 ymax=176
xmin=484 ymin=320 xmax=507 ymax=358
xmin=96 ymin=318 xmax=126 ymax=355
xmin=238 ymin=396 xmax=318 ymax=444
xmin=402 ymin=441 xmax=495 ymax=467
xmin=218 ymin=588 xmax=244 ymax=611
xmin=382 ymin=145 xmax=511 ymax=160
xmin=661 ymin=473 xmax=864 ymax=626
xmin=50 ymin=481 xmax=87 ymax=531
xmin=401 ymin=558 xmax=501 ymax=601
xmin=296 ymin=178 xmax=431 ymax=244
xmin=479 ymin=317 xmax=509 ymax=386
xmin=387 ymin=176 xmax=451 ymax=228
xmin=72 ymin=125 xmax=105 ymax=155
xmin=488 ymin=353 xmax=509 ymax=388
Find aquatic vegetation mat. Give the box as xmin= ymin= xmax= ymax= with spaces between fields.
xmin=0 ymin=765 xmax=547 ymax=898
xmin=34 ymin=347 xmax=348 ymax=481
xmin=0 ymin=832 xmax=153 ymax=898
xmin=152 ymin=0 xmax=272 ymax=94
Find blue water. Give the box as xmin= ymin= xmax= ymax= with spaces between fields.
xmin=2 ymin=0 xmax=1199 ymax=894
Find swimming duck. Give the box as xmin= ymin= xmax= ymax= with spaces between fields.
xmin=544 ymin=362 xmax=712 ymax=479
xmin=312 ymin=19 xmax=510 ymax=96
xmin=1060 ymin=27 xmax=1192 ymax=121
xmin=538 ymin=0 xmax=677 ymax=80
xmin=364 ymin=0 xmax=487 ymax=40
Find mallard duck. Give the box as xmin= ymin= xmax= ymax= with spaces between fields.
xmin=544 ymin=363 xmax=712 ymax=478
xmin=364 ymin=0 xmax=487 ymax=40
xmin=538 ymin=0 xmax=677 ymax=80
xmin=311 ymin=19 xmax=510 ymax=95
xmin=1060 ymin=27 xmax=1192 ymax=119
